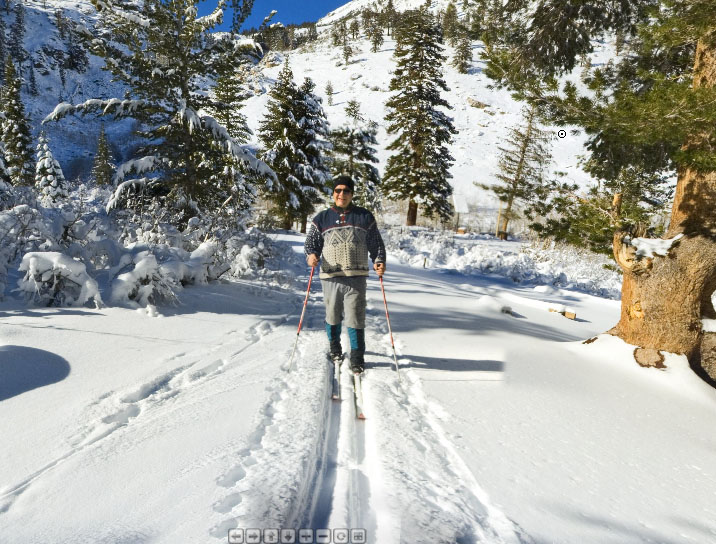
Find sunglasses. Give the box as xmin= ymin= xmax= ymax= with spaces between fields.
xmin=334 ymin=188 xmax=353 ymax=194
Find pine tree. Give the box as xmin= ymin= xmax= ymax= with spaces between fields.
xmin=258 ymin=61 xmax=332 ymax=230
xmin=55 ymin=9 xmax=67 ymax=40
xmin=45 ymin=0 xmax=273 ymax=224
xmin=384 ymin=4 xmax=457 ymax=226
xmin=27 ymin=60 xmax=38 ymax=96
xmin=331 ymin=101 xmax=381 ymax=211
xmin=229 ymin=0 xmax=256 ymax=34
xmin=91 ymin=125 xmax=114 ymax=186
xmin=64 ymin=22 xmax=90 ymax=74
xmin=35 ymin=131 xmax=70 ymax=205
xmin=1 ymin=57 xmax=34 ymax=187
xmin=0 ymin=140 xmax=13 ymax=209
xmin=210 ymin=60 xmax=252 ymax=143
xmin=477 ymin=105 xmax=552 ymax=239
xmin=8 ymin=2 xmax=26 ymax=65
xmin=342 ymin=39 xmax=353 ymax=66
xmin=0 ymin=15 xmax=6 ymax=85
xmin=452 ymin=31 xmax=472 ymax=73
xmin=382 ymin=0 xmax=397 ymax=37
xmin=367 ymin=17 xmax=384 ymax=53
xmin=481 ymin=0 xmax=716 ymax=381
xmin=349 ymin=19 xmax=360 ymax=40
xmin=443 ymin=2 xmax=459 ymax=45
xmin=325 ymin=80 xmax=334 ymax=106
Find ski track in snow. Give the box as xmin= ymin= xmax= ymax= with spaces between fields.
xmin=210 ymin=303 xmax=336 ymax=538
xmin=0 ymin=314 xmax=288 ymax=515
xmin=208 ymin=294 xmax=528 ymax=543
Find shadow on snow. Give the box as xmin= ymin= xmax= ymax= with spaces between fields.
xmin=0 ymin=346 xmax=70 ymax=402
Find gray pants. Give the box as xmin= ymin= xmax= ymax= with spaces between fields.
xmin=322 ymin=276 xmax=367 ymax=329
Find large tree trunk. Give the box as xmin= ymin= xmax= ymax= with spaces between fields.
xmin=406 ymin=199 xmax=418 ymax=226
xmin=611 ymin=36 xmax=716 ymax=383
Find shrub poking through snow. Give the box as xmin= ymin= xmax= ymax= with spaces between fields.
xmin=18 ymin=252 xmax=102 ymax=307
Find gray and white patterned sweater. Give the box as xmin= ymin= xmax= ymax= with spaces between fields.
xmin=304 ymin=205 xmax=386 ymax=279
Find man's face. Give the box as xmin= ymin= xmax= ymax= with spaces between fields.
xmin=333 ymin=185 xmax=353 ymax=208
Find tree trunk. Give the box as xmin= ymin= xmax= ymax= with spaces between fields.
xmin=498 ymin=196 xmax=514 ymax=240
xmin=282 ymin=214 xmax=292 ymax=231
xmin=300 ymin=215 xmax=307 ymax=234
xmin=611 ymin=36 xmax=716 ymax=383
xmin=406 ymin=199 xmax=418 ymax=226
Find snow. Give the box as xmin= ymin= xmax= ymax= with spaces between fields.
xmin=3 ymin=233 xmax=716 ymax=543
xmin=631 ymin=233 xmax=684 ymax=259
xmin=4 ymin=2 xmax=716 ymax=542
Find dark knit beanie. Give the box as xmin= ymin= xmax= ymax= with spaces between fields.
xmin=332 ymin=175 xmax=355 ymax=192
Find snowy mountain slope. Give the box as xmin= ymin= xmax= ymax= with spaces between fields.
xmin=8 ymin=0 xmax=134 ymax=179
xmin=241 ymin=8 xmax=600 ymax=215
xmin=319 ymin=0 xmax=454 ymax=27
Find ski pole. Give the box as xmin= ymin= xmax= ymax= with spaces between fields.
xmin=288 ymin=266 xmax=315 ymax=372
xmin=379 ymin=275 xmax=402 ymax=382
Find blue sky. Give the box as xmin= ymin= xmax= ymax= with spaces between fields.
xmin=198 ymin=1 xmax=346 ymax=31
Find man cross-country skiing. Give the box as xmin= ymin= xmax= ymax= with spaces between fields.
xmin=304 ymin=175 xmax=386 ymax=374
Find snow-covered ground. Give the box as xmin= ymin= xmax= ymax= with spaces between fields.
xmin=2 ymin=233 xmax=715 ymax=543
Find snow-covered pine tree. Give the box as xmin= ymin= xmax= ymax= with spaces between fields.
xmin=210 ymin=57 xmax=252 ymax=144
xmin=452 ymin=31 xmax=472 ymax=73
xmin=477 ymin=105 xmax=551 ymax=239
xmin=44 ymin=0 xmax=273 ymax=225
xmin=384 ymin=3 xmax=457 ymax=226
xmin=1 ymin=57 xmax=34 ymax=187
xmin=35 ymin=131 xmax=70 ymax=206
xmin=8 ymin=1 xmax=26 ymax=65
xmin=258 ymin=60 xmax=332 ymax=230
xmin=331 ymin=100 xmax=381 ymax=211
xmin=295 ymin=77 xmax=333 ymax=230
xmin=0 ymin=112 xmax=12 ymax=209
xmin=91 ymin=125 xmax=114 ymax=186
xmin=205 ymin=53 xmax=257 ymax=216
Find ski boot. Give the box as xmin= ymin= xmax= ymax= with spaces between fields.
xmin=329 ymin=340 xmax=343 ymax=364
xmin=350 ymin=350 xmax=365 ymax=374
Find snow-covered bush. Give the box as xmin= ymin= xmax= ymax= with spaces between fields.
xmin=109 ymin=242 xmax=218 ymax=307
xmin=225 ymin=228 xmax=303 ymax=287
xmin=382 ymin=227 xmax=622 ymax=299
xmin=17 ymin=252 xmax=102 ymax=307
xmin=110 ymin=252 xmax=179 ymax=307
